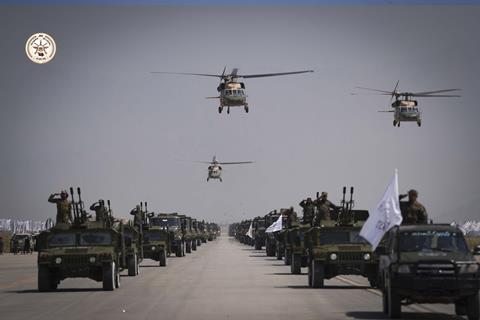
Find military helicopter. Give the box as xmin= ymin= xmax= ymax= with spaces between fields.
xmin=151 ymin=67 xmax=313 ymax=114
xmin=354 ymin=81 xmax=461 ymax=127
xmin=197 ymin=156 xmax=253 ymax=182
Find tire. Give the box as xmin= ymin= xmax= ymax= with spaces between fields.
xmin=175 ymin=244 xmax=182 ymax=257
xmin=159 ymin=249 xmax=167 ymax=267
xmin=291 ymin=253 xmax=301 ymax=274
xmin=284 ymin=248 xmax=291 ymax=265
xmin=103 ymin=262 xmax=115 ymax=291
xmin=307 ymin=259 xmax=313 ymax=287
xmin=311 ymin=260 xmax=325 ymax=288
xmin=254 ymin=239 xmax=262 ymax=250
xmin=192 ymin=240 xmax=197 ymax=251
xmin=467 ymin=291 xmax=479 ymax=320
xmin=186 ymin=241 xmax=192 ymax=254
xmin=197 ymin=239 xmax=202 ymax=247
xmin=455 ymin=299 xmax=467 ymax=316
xmin=38 ymin=265 xmax=56 ymax=292
xmin=202 ymin=238 xmax=207 ymax=243
xmin=115 ymin=265 xmax=121 ymax=289
xmin=388 ymin=283 xmax=401 ymax=319
xmin=276 ymin=246 xmax=282 ymax=260
xmin=182 ymin=242 xmax=186 ymax=256
xmin=382 ymin=278 xmax=389 ymax=314
xmin=127 ymin=254 xmax=138 ymax=276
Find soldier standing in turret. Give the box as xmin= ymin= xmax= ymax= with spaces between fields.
xmin=130 ymin=205 xmax=143 ymax=226
xmin=313 ymin=192 xmax=338 ymax=225
xmin=399 ymin=189 xmax=428 ymax=224
xmin=48 ymin=190 xmax=72 ymax=224
xmin=90 ymin=199 xmax=107 ymax=222
xmin=299 ymin=197 xmax=315 ymax=225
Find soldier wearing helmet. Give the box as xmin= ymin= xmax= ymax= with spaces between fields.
xmin=313 ymin=192 xmax=338 ymax=224
xmin=48 ymin=190 xmax=72 ymax=224
xmin=299 ymin=197 xmax=315 ymax=225
xmin=399 ymin=189 xmax=428 ymax=224
xmin=90 ymin=199 xmax=108 ymax=222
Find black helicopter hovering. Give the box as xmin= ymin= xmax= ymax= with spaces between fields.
xmin=354 ymin=81 xmax=461 ymax=127
xmin=151 ymin=67 xmax=313 ymax=114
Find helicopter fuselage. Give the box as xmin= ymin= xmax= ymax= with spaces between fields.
xmin=391 ymin=100 xmax=422 ymax=127
xmin=217 ymin=81 xmax=249 ymax=113
xmin=207 ymin=164 xmax=222 ymax=181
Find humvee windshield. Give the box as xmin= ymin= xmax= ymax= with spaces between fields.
xmin=152 ymin=218 xmax=179 ymax=228
xmin=48 ymin=233 xmax=76 ymax=247
xmin=144 ymin=231 xmax=166 ymax=242
xmin=80 ymin=232 xmax=112 ymax=246
xmin=320 ymin=230 xmax=368 ymax=244
xmin=399 ymin=230 xmax=468 ymax=253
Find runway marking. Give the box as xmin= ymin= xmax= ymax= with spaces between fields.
xmin=336 ymin=276 xmax=439 ymax=314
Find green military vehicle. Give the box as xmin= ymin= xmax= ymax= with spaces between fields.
xmin=156 ymin=213 xmax=185 ymax=257
xmin=121 ymin=221 xmax=143 ymax=275
xmin=379 ymin=224 xmax=479 ymax=319
xmin=265 ymin=210 xmax=281 ymax=256
xmin=283 ymin=213 xmax=310 ymax=274
xmin=173 ymin=213 xmax=195 ymax=253
xmin=192 ymin=219 xmax=202 ymax=248
xmin=37 ymin=188 xmax=124 ymax=291
xmin=143 ymin=212 xmax=173 ymax=266
xmin=206 ymin=222 xmax=216 ymax=241
xmin=199 ymin=220 xmax=208 ymax=243
xmin=253 ymin=216 xmax=266 ymax=250
xmin=305 ymin=187 xmax=379 ymax=288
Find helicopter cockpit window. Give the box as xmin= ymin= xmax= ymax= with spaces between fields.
xmin=225 ymin=90 xmax=231 ymax=95
xmin=401 ymin=107 xmax=407 ymax=112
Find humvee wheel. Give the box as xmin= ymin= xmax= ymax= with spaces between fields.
xmin=115 ymin=265 xmax=121 ymax=289
xmin=254 ymin=239 xmax=262 ymax=250
xmin=275 ymin=247 xmax=282 ymax=260
xmin=186 ymin=241 xmax=192 ymax=254
xmin=284 ymin=248 xmax=291 ymax=265
xmin=310 ymin=260 xmax=325 ymax=288
xmin=38 ymin=265 xmax=56 ymax=292
xmin=197 ymin=239 xmax=202 ymax=247
xmin=192 ymin=240 xmax=197 ymax=251
xmin=291 ymin=253 xmax=301 ymax=274
xmin=382 ymin=289 xmax=388 ymax=314
xmin=127 ymin=254 xmax=138 ymax=276
xmin=103 ymin=262 xmax=115 ymax=291
xmin=466 ymin=291 xmax=479 ymax=320
xmin=387 ymin=283 xmax=401 ymax=318
xmin=202 ymin=238 xmax=207 ymax=243
xmin=455 ymin=299 xmax=467 ymax=316
xmin=182 ymin=242 xmax=186 ymax=256
xmin=159 ymin=249 xmax=167 ymax=267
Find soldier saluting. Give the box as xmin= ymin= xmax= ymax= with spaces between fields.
xmin=313 ymin=192 xmax=338 ymax=224
xmin=48 ymin=190 xmax=72 ymax=224
xmin=299 ymin=197 xmax=315 ymax=225
xmin=90 ymin=199 xmax=107 ymax=222
xmin=399 ymin=189 xmax=428 ymax=224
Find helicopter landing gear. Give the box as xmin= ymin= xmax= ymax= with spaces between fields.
xmin=244 ymin=105 xmax=249 ymax=113
xmin=393 ymin=120 xmax=397 ymax=127
xmin=207 ymin=177 xmax=210 ymax=182
xmin=227 ymin=107 xmax=230 ymax=114
xmin=417 ymin=120 xmax=422 ymax=127
xmin=218 ymin=106 xmax=223 ymax=114
xmin=219 ymin=177 xmax=223 ymax=182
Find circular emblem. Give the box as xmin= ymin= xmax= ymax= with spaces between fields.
xmin=25 ymin=33 xmax=56 ymax=64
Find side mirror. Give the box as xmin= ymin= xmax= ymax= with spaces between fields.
xmin=473 ymin=245 xmax=480 ymax=256
xmin=374 ymin=246 xmax=387 ymax=255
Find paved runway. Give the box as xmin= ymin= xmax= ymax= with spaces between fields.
xmin=0 ymin=237 xmax=463 ymax=320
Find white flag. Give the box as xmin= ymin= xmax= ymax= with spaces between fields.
xmin=266 ymin=215 xmax=282 ymax=233
xmin=246 ymin=222 xmax=254 ymax=239
xmin=360 ymin=170 xmax=403 ymax=250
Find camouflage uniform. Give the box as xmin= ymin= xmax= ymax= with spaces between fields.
xmin=313 ymin=199 xmax=337 ymax=222
xmin=299 ymin=198 xmax=315 ymax=225
xmin=90 ymin=200 xmax=107 ymax=222
xmin=400 ymin=190 xmax=428 ymax=224
xmin=48 ymin=192 xmax=72 ymax=224
xmin=130 ymin=206 xmax=143 ymax=226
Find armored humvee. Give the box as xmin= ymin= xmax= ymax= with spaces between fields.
xmin=305 ymin=187 xmax=379 ymax=288
xmin=253 ymin=216 xmax=266 ymax=250
xmin=283 ymin=213 xmax=310 ymax=274
xmin=379 ymin=224 xmax=479 ymax=319
xmin=264 ymin=210 xmax=281 ymax=257
xmin=143 ymin=212 xmax=173 ymax=266
xmin=122 ymin=222 xmax=143 ymax=275
xmin=37 ymin=188 xmax=124 ymax=291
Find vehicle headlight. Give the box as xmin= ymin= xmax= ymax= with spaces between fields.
xmin=363 ymin=253 xmax=371 ymax=261
xmin=151 ymin=246 xmax=156 ymax=251
xmin=458 ymin=264 xmax=479 ymax=274
xmin=89 ymin=256 xmax=96 ymax=263
xmin=330 ymin=253 xmax=337 ymax=261
xmin=397 ymin=264 xmax=411 ymax=274
xmin=55 ymin=257 xmax=62 ymax=264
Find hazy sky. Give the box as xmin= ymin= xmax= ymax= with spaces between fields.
xmin=1 ymin=5 xmax=479 ymax=224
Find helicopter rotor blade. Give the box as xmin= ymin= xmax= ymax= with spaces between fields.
xmin=218 ymin=161 xmax=254 ymax=165
xmin=410 ymin=89 xmax=461 ymax=96
xmin=391 ymin=80 xmax=400 ymax=101
xmin=220 ymin=66 xmax=226 ymax=84
xmin=409 ymin=94 xmax=461 ymax=98
xmin=150 ymin=71 xmax=223 ymax=78
xmin=378 ymin=110 xmax=395 ymax=112
xmin=355 ymin=86 xmax=393 ymax=94
xmin=239 ymin=70 xmax=313 ymax=78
